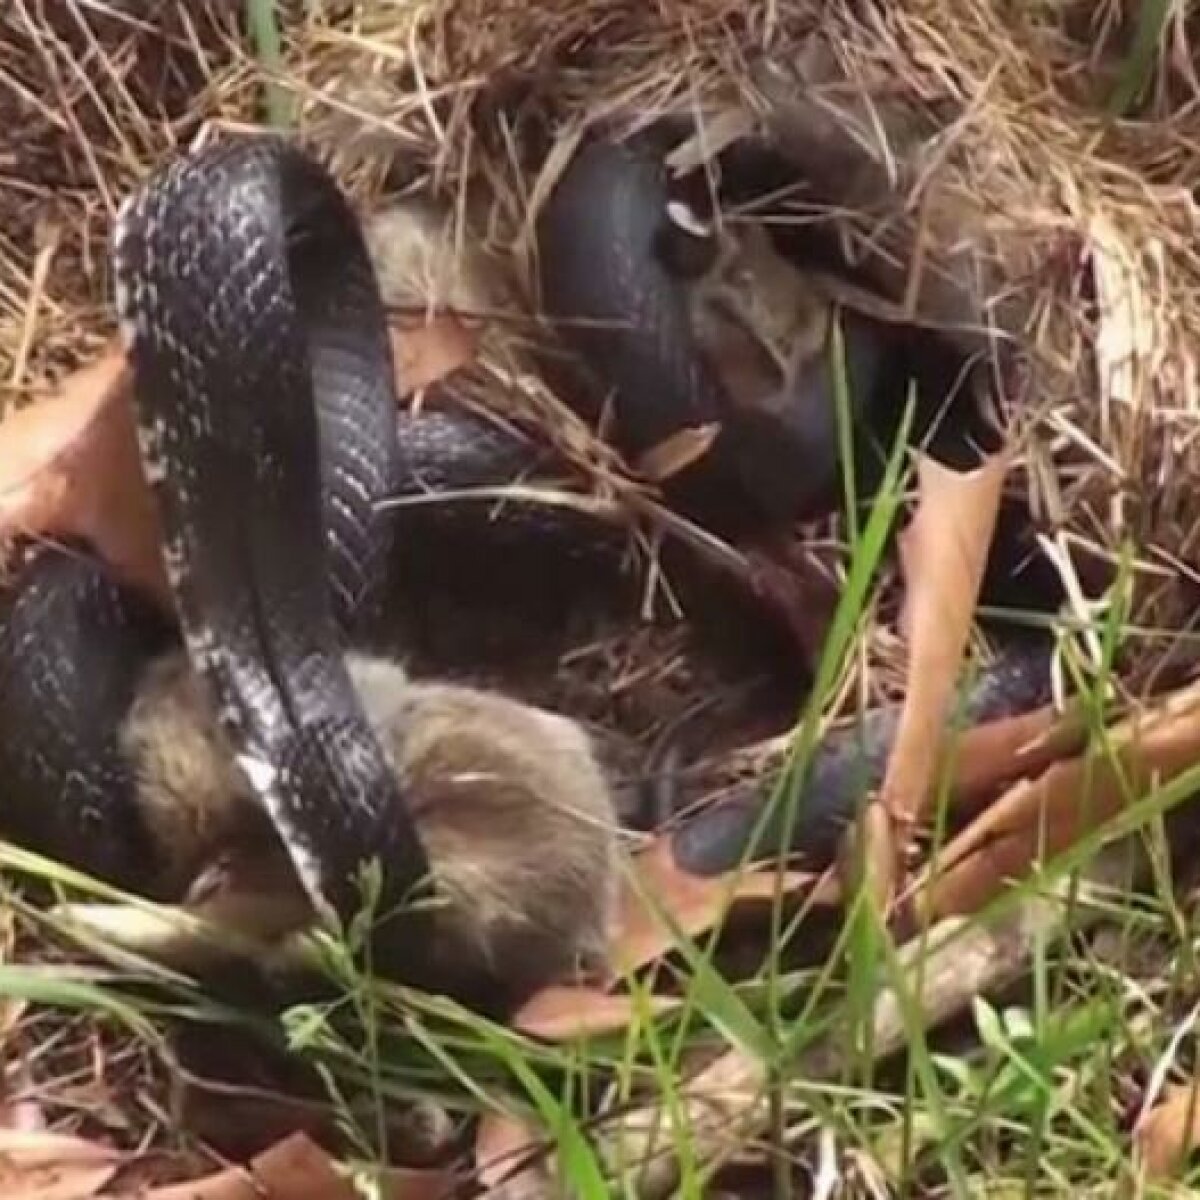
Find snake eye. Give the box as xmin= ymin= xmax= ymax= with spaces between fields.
xmin=666 ymin=199 xmax=711 ymax=239
xmin=656 ymin=199 xmax=718 ymax=279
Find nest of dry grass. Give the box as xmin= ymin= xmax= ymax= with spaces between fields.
xmin=3 ymin=0 xmax=1200 ymax=647
xmin=2 ymin=0 xmax=1200 ymax=1179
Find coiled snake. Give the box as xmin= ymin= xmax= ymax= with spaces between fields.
xmin=0 ymin=132 xmax=1053 ymax=960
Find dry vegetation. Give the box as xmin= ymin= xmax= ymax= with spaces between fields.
xmin=2 ymin=0 xmax=1200 ymax=1195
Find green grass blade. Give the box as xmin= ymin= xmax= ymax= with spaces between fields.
xmin=245 ymin=0 xmax=294 ymax=128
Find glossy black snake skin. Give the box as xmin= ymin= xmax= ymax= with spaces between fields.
xmin=537 ymin=137 xmax=800 ymax=536
xmin=0 ymin=129 xmax=1056 ymax=926
xmin=0 ymin=547 xmax=177 ymax=890
xmin=108 ymin=137 xmax=438 ymax=936
xmin=669 ymin=633 xmax=1055 ymax=876
xmin=535 ymin=136 xmax=939 ymax=534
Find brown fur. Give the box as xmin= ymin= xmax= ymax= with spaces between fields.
xmin=119 ymin=651 xmax=261 ymax=895
xmin=116 ymin=649 xmax=622 ymax=1003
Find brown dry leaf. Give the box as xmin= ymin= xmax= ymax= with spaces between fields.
xmin=613 ymin=838 xmax=813 ymax=972
xmin=633 ymin=424 xmax=721 ymax=483
xmin=866 ymin=452 xmax=1007 ymax=898
xmin=375 ymin=1167 xmax=458 ymax=1200
xmin=1134 ymin=1080 xmax=1200 ymax=1181
xmin=511 ymin=985 xmax=681 ymax=1041
xmin=916 ymin=676 xmax=1200 ymax=920
xmin=138 ymin=1133 xmax=356 ymax=1200
xmin=0 ymin=1128 xmax=120 ymax=1200
xmin=0 ymin=345 xmax=168 ymax=605
xmin=946 ymin=702 xmax=1087 ymax=813
xmin=390 ymin=314 xmax=479 ymax=394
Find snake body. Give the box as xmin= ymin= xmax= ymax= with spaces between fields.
xmin=0 ymin=548 xmax=175 ymax=890
xmin=668 ymin=634 xmax=1055 ymax=876
xmin=111 ymin=137 xmax=431 ymax=930
xmin=535 ymin=136 xmax=908 ymax=533
xmin=536 ymin=139 xmax=748 ymax=532
xmin=1 ymin=137 xmax=626 ymax=992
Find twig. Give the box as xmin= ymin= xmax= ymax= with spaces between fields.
xmin=591 ymin=845 xmax=1133 ymax=1198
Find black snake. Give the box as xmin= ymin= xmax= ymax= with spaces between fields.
xmin=0 ymin=131 xmax=1053 ymax=952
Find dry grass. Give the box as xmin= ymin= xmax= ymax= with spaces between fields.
xmin=0 ymin=2 xmax=245 ymax=385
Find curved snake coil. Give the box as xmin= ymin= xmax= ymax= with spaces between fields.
xmin=109 ymin=136 xmax=433 ymax=940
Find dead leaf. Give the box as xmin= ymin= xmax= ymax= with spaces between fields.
xmin=510 ymin=985 xmax=681 ymax=1041
xmin=945 ymin=702 xmax=1087 ymax=813
xmin=390 ymin=314 xmax=479 ymax=394
xmin=138 ymin=1133 xmax=356 ymax=1200
xmin=916 ymin=676 xmax=1200 ymax=921
xmin=0 ymin=1128 xmax=119 ymax=1200
xmin=633 ymin=425 xmax=721 ymax=483
xmin=0 ymin=345 xmax=168 ymax=605
xmin=375 ymin=1166 xmax=458 ymax=1200
xmin=1135 ymin=1080 xmax=1200 ymax=1181
xmin=867 ymin=453 xmax=1007 ymax=900
xmin=613 ymin=838 xmax=813 ymax=972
